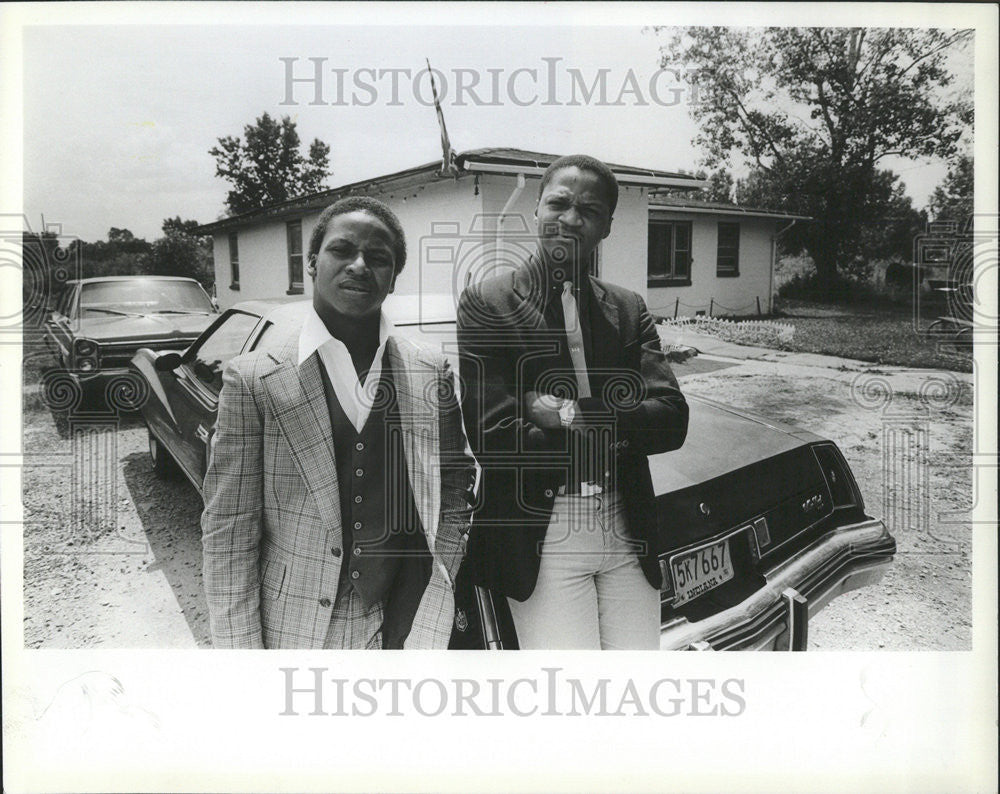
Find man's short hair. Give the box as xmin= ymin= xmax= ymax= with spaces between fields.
xmin=538 ymin=154 xmax=619 ymax=217
xmin=307 ymin=196 xmax=407 ymax=274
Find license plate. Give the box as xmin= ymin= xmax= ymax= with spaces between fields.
xmin=670 ymin=539 xmax=734 ymax=605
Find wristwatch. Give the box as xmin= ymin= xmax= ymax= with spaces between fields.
xmin=558 ymin=399 xmax=577 ymax=428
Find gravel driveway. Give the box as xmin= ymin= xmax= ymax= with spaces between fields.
xmin=19 ymin=337 xmax=973 ymax=650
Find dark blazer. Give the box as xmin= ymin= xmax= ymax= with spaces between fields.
xmin=456 ymin=258 xmax=689 ymax=601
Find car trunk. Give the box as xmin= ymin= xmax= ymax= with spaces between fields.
xmin=649 ymin=398 xmax=853 ymax=622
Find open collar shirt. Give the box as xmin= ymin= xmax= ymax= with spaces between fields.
xmin=297 ymin=305 xmax=393 ymax=432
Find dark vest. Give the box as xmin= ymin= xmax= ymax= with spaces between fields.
xmin=319 ymin=360 xmax=425 ymax=611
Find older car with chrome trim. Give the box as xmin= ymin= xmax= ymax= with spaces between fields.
xmin=130 ymin=295 xmax=895 ymax=651
xmin=43 ymin=275 xmax=217 ymax=405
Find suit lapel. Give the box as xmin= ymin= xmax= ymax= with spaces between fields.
xmin=511 ymin=258 xmax=548 ymax=330
xmin=588 ymin=278 xmax=621 ymax=368
xmin=512 ymin=260 xmax=576 ymax=380
xmin=387 ymin=337 xmax=440 ymax=553
xmin=261 ymin=350 xmax=343 ymax=536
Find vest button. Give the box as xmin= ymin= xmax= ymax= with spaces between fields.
xmin=319 ymin=597 xmax=331 ymax=608
xmin=355 ymin=442 xmax=365 ymax=451
xmin=354 ymin=495 xmax=363 ymax=504
xmin=544 ymin=489 xmax=554 ymax=498
xmin=355 ymin=468 xmax=364 ymax=477
xmin=353 ymin=547 xmax=362 ymax=556
xmin=331 ymin=547 xmax=342 ymax=557
xmin=351 ymin=570 xmax=360 ymax=580
xmin=353 ymin=521 xmax=362 ymax=530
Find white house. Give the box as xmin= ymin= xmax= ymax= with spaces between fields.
xmin=648 ymin=195 xmax=808 ymax=318
xmin=196 ymin=148 xmax=806 ymax=317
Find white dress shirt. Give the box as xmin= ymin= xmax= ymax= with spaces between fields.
xmin=297 ymin=305 xmax=393 ymax=432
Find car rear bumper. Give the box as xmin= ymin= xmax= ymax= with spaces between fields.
xmin=659 ymin=518 xmax=895 ymax=650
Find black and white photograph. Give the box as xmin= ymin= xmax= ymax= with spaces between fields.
xmin=2 ymin=2 xmax=996 ymax=792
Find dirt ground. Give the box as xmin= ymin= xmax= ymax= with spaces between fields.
xmin=672 ymin=351 xmax=974 ymax=650
xmin=18 ymin=338 xmax=974 ymax=650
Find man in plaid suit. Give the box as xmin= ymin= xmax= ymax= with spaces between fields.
xmin=202 ymin=197 xmax=475 ymax=649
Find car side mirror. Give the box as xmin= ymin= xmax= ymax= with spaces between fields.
xmin=155 ymin=352 xmax=184 ymax=372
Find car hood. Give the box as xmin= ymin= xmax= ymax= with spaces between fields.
xmin=76 ymin=313 xmax=216 ymax=344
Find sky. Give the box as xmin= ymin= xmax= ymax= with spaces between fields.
xmin=10 ymin=8 xmax=979 ymax=244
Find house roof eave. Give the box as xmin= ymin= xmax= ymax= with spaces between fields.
xmin=195 ymin=160 xmax=454 ymax=235
xmin=649 ymin=204 xmax=811 ymax=221
xmin=195 ymin=147 xmax=710 ymax=235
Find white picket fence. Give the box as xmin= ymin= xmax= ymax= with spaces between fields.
xmin=659 ymin=315 xmax=796 ymax=348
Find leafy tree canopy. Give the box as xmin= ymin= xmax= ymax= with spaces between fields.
xmin=210 ymin=112 xmax=332 ymax=215
xmin=928 ymin=153 xmax=973 ymax=225
xmin=661 ymin=167 xmax=735 ymax=203
xmin=148 ymin=217 xmax=214 ymax=288
xmin=162 ymin=216 xmax=202 ymax=236
xmin=658 ymin=26 xmax=971 ymax=288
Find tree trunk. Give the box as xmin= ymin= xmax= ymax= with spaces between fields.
xmin=811 ymin=243 xmax=841 ymax=297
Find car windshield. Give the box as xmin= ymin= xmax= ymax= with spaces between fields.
xmin=80 ymin=280 xmax=214 ymax=317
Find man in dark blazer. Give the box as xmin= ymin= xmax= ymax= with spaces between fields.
xmin=457 ymin=154 xmax=688 ymax=649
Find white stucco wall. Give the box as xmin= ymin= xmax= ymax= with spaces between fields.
xmin=210 ymin=175 xmax=778 ymax=317
xmin=384 ymin=175 xmax=484 ymax=299
xmin=647 ymin=213 xmax=778 ymax=318
xmin=476 ymin=173 xmax=650 ymax=299
xmin=214 ymin=219 xmax=307 ymax=311
xmin=601 ymin=184 xmax=651 ymax=298
xmin=212 ymin=175 xmax=488 ymax=310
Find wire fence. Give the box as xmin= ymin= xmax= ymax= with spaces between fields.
xmin=648 ymin=296 xmax=768 ymax=318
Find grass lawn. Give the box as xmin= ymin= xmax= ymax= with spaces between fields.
xmin=773 ymin=298 xmax=972 ymax=372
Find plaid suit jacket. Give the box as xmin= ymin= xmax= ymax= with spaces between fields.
xmin=201 ymin=330 xmax=474 ymax=649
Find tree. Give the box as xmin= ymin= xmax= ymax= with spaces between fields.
xmin=928 ymin=153 xmax=973 ymax=225
xmin=161 ymin=216 xmax=202 ymax=236
xmin=659 ymin=27 xmax=971 ymax=289
xmin=66 ymin=228 xmax=152 ymax=279
xmin=21 ymin=230 xmax=65 ymax=317
xmin=210 ymin=112 xmax=331 ymax=215
xmin=657 ymin=167 xmax=734 ymax=203
xmin=699 ymin=168 xmax=735 ymax=203
xmin=737 ymin=163 xmax=925 ymax=271
xmin=147 ymin=217 xmax=214 ymax=288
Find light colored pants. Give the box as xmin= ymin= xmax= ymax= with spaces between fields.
xmin=507 ymin=492 xmax=661 ymax=650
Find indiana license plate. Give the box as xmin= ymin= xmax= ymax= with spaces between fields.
xmin=670 ymin=539 xmax=735 ymax=605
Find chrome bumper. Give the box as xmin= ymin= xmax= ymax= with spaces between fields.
xmin=659 ymin=518 xmax=895 ymax=651
xmin=67 ymin=366 xmax=131 ymax=384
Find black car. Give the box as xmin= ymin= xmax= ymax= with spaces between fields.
xmin=131 ymin=295 xmax=895 ymax=650
xmin=43 ymin=275 xmax=218 ymax=406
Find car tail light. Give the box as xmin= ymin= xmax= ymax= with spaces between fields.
xmin=812 ymin=443 xmax=861 ymax=509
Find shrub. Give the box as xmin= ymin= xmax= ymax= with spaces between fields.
xmin=777 ymin=270 xmax=886 ymax=304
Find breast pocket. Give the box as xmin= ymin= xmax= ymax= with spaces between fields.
xmin=259 ymin=559 xmax=287 ymax=601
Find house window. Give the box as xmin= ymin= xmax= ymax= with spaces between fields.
xmin=286 ymin=220 xmax=303 ymax=294
xmin=717 ymin=222 xmax=740 ymax=277
xmin=228 ymin=232 xmax=240 ymax=290
xmin=648 ymin=220 xmax=692 ymax=286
